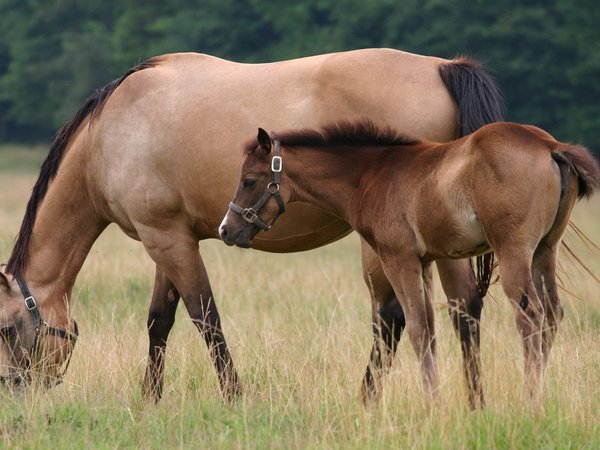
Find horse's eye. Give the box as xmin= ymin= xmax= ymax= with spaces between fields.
xmin=243 ymin=179 xmax=256 ymax=188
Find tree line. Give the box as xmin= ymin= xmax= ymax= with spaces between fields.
xmin=0 ymin=0 xmax=598 ymax=154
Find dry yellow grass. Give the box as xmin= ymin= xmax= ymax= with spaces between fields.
xmin=0 ymin=147 xmax=598 ymax=448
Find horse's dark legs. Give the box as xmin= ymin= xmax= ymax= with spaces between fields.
xmin=142 ymin=266 xmax=180 ymax=402
xmin=360 ymin=241 xmax=406 ymax=403
xmin=139 ymin=227 xmax=241 ymax=402
xmin=182 ymin=265 xmax=242 ymax=402
xmin=436 ymin=258 xmax=485 ymax=409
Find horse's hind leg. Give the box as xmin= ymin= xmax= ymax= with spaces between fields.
xmin=142 ymin=265 xmax=180 ymax=402
xmin=436 ymin=259 xmax=485 ymax=409
xmin=360 ymin=241 xmax=405 ymax=404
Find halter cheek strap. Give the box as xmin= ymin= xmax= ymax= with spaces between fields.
xmin=11 ymin=275 xmax=79 ymax=386
xmin=228 ymin=139 xmax=286 ymax=231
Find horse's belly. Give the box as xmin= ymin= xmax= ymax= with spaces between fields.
xmin=250 ymin=203 xmax=352 ymax=253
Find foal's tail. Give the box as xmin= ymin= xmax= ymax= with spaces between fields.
xmin=545 ymin=145 xmax=600 ymax=271
xmin=439 ymin=56 xmax=504 ymax=296
xmin=552 ymin=144 xmax=600 ymax=200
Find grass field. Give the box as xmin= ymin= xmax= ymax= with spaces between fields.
xmin=0 ymin=145 xmax=599 ymax=449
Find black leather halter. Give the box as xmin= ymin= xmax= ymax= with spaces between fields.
xmin=5 ymin=275 xmax=79 ymax=386
xmin=228 ymin=139 xmax=286 ymax=231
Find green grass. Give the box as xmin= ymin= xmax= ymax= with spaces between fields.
xmin=0 ymin=146 xmax=599 ymax=449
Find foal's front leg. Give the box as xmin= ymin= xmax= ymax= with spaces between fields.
xmin=380 ymin=252 xmax=439 ymax=401
xmin=360 ymin=240 xmax=405 ymax=404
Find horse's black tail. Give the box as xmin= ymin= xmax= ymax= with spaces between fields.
xmin=439 ymin=56 xmax=505 ymax=297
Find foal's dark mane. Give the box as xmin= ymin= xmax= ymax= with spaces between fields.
xmin=5 ymin=57 xmax=161 ymax=277
xmin=245 ymin=119 xmax=420 ymax=154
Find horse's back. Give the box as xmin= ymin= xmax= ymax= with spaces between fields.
xmin=83 ymin=49 xmax=460 ymax=248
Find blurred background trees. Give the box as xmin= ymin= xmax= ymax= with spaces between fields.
xmin=0 ymin=0 xmax=598 ymax=153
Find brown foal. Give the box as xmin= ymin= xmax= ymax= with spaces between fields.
xmin=220 ymin=120 xmax=600 ymax=405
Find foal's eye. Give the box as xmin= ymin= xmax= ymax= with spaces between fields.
xmin=243 ymin=179 xmax=257 ymax=188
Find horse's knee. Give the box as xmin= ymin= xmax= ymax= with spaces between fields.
xmin=147 ymin=310 xmax=176 ymax=341
xmin=373 ymin=297 xmax=405 ymax=345
xmin=448 ymin=296 xmax=482 ymax=337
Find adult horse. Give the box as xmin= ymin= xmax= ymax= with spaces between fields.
xmin=220 ymin=121 xmax=599 ymax=405
xmin=0 ymin=49 xmax=502 ymax=406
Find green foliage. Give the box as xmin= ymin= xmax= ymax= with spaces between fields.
xmin=0 ymin=0 xmax=598 ymax=152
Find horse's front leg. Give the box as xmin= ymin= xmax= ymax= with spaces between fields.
xmin=359 ymin=240 xmax=405 ymax=404
xmin=380 ymin=252 xmax=439 ymax=401
xmin=142 ymin=265 xmax=181 ymax=403
xmin=436 ymin=258 xmax=485 ymax=409
xmin=138 ymin=223 xmax=241 ymax=402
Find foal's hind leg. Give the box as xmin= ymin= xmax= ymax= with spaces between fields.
xmin=360 ymin=241 xmax=405 ymax=404
xmin=496 ymin=247 xmax=545 ymax=404
xmin=142 ymin=265 xmax=181 ymax=402
xmin=532 ymin=244 xmax=563 ymax=371
xmin=437 ymin=259 xmax=485 ymax=409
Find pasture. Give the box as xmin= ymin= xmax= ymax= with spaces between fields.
xmin=0 ymin=145 xmax=599 ymax=448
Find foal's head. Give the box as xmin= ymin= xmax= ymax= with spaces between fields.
xmin=0 ymin=268 xmax=77 ymax=388
xmin=219 ymin=128 xmax=287 ymax=248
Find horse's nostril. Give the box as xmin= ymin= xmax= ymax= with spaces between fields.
xmin=219 ymin=227 xmax=228 ymax=239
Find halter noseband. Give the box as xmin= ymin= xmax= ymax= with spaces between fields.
xmin=2 ymin=275 xmax=79 ymax=387
xmin=228 ymin=138 xmax=286 ymax=231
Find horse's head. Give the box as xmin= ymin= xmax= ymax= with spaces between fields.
xmin=219 ymin=128 xmax=287 ymax=248
xmin=0 ymin=268 xmax=78 ymax=388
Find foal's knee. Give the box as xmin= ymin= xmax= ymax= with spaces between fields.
xmin=514 ymin=294 xmax=545 ymax=337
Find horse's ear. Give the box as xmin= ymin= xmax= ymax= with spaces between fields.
xmin=0 ymin=324 xmax=15 ymax=342
xmin=0 ymin=271 xmax=9 ymax=292
xmin=257 ymin=128 xmax=272 ymax=154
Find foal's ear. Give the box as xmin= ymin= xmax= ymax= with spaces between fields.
xmin=257 ymin=128 xmax=272 ymax=154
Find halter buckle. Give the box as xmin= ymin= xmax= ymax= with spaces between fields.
xmin=271 ymin=155 xmax=282 ymax=173
xmin=24 ymin=296 xmax=37 ymax=311
xmin=242 ymin=208 xmax=258 ymax=223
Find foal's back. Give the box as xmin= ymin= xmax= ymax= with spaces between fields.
xmin=403 ymin=123 xmax=566 ymax=261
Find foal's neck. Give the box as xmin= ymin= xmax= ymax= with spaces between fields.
xmin=284 ymin=145 xmax=384 ymax=221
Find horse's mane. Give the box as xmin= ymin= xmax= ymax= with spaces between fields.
xmin=5 ymin=57 xmax=160 ymax=277
xmin=245 ymin=119 xmax=420 ymax=154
